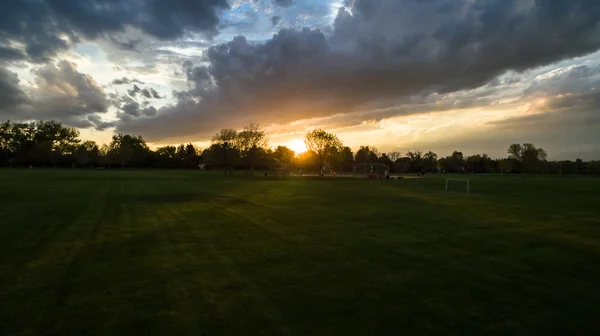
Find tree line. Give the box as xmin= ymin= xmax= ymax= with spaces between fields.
xmin=1 ymin=120 xmax=599 ymax=175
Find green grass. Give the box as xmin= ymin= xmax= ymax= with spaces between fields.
xmin=1 ymin=169 xmax=600 ymax=335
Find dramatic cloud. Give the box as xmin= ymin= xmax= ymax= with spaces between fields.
xmin=117 ymin=0 xmax=600 ymax=142
xmin=0 ymin=61 xmax=111 ymax=129
xmin=0 ymin=68 xmax=29 ymax=109
xmin=0 ymin=46 xmax=27 ymax=62
xmin=1 ymin=0 xmax=600 ymax=159
xmin=0 ymin=0 xmax=231 ymax=131
xmin=0 ymin=0 xmax=230 ymax=62
xmin=491 ymin=64 xmax=600 ymax=129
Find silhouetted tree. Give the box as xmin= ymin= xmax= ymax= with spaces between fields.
xmin=110 ymin=134 xmax=150 ymax=168
xmin=340 ymin=147 xmax=355 ymax=172
xmin=295 ymin=150 xmax=319 ymax=173
xmin=304 ymin=129 xmax=343 ymax=173
xmin=422 ymin=151 xmax=438 ymax=172
xmin=440 ymin=151 xmax=465 ymax=173
xmin=507 ymin=143 xmax=547 ymax=173
xmin=210 ymin=128 xmax=239 ymax=175
xmin=74 ymin=141 xmax=98 ymax=167
xmin=273 ymin=146 xmax=295 ymax=169
xmin=237 ymin=123 xmax=268 ymax=175
xmin=406 ymin=150 xmax=423 ymax=172
xmin=4 ymin=119 xmax=600 ymax=176
xmin=387 ymin=151 xmax=401 ymax=163
xmin=355 ymin=146 xmax=379 ymax=163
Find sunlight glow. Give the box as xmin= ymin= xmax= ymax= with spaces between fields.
xmin=287 ymin=139 xmax=307 ymax=154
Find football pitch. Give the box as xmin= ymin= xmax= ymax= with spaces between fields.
xmin=1 ymin=169 xmax=599 ymax=335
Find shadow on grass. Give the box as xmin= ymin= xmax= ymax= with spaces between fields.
xmin=113 ymin=191 xmax=250 ymax=206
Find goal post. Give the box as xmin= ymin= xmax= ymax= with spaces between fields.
xmin=445 ymin=178 xmax=470 ymax=194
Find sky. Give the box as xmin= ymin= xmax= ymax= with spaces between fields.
xmin=1 ymin=0 xmax=600 ymax=159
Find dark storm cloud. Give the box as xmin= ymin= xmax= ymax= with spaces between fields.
xmin=0 ymin=68 xmax=30 ymax=110
xmin=0 ymin=46 xmax=27 ymax=62
xmin=117 ymin=0 xmax=598 ymax=141
xmin=111 ymin=77 xmax=145 ymax=85
xmin=0 ymin=0 xmax=230 ymax=63
xmin=112 ymin=0 xmax=599 ymax=141
xmin=0 ymin=61 xmax=111 ymax=130
xmin=0 ymin=0 xmax=230 ymax=129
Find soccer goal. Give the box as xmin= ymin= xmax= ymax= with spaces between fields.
xmin=445 ymin=178 xmax=470 ymax=194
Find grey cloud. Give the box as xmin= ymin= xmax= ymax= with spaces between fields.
xmin=128 ymin=85 xmax=142 ymax=97
xmin=271 ymin=16 xmax=282 ymax=26
xmin=93 ymin=30 xmax=210 ymax=77
xmin=122 ymin=101 xmax=142 ymax=117
xmin=488 ymin=98 xmax=600 ymax=130
xmin=0 ymin=68 xmax=29 ymax=110
xmin=141 ymin=88 xmax=152 ymax=99
xmin=119 ymin=99 xmax=159 ymax=119
xmin=479 ymin=67 xmax=600 ymax=158
xmin=117 ymin=0 xmax=600 ymax=141
xmin=0 ymin=60 xmax=111 ymax=130
xmin=113 ymin=89 xmax=161 ymax=120
xmin=108 ymin=37 xmax=141 ymax=51
xmin=485 ymin=62 xmax=600 ymax=126
xmin=149 ymin=88 xmax=164 ymax=99
xmin=0 ymin=1 xmax=72 ymax=63
xmin=273 ymin=0 xmax=294 ymax=7
xmin=32 ymin=60 xmax=109 ymax=114
xmin=87 ymin=114 xmax=116 ymax=130
xmin=142 ymin=106 xmax=158 ymax=117
xmin=111 ymin=77 xmax=145 ymax=85
xmin=524 ymin=65 xmax=600 ymax=97
xmin=0 ymin=0 xmax=229 ymax=63
xmin=128 ymin=85 xmax=164 ymax=99
xmin=0 ymin=46 xmax=27 ymax=62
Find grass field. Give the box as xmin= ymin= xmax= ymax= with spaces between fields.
xmin=1 ymin=169 xmax=600 ymax=335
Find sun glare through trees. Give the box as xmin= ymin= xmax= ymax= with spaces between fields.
xmin=2 ymin=0 xmax=600 ymax=334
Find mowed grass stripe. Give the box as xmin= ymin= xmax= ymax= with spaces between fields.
xmin=1 ymin=179 xmax=112 ymax=334
xmin=1 ymin=170 xmax=600 ymax=335
xmin=168 ymin=179 xmax=297 ymax=334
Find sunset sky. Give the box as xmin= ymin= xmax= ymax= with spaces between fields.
xmin=2 ymin=0 xmax=600 ymax=159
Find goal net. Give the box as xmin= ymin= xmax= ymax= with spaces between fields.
xmin=445 ymin=178 xmax=470 ymax=193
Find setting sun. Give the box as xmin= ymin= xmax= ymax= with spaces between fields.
xmin=287 ymin=139 xmax=307 ymax=154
